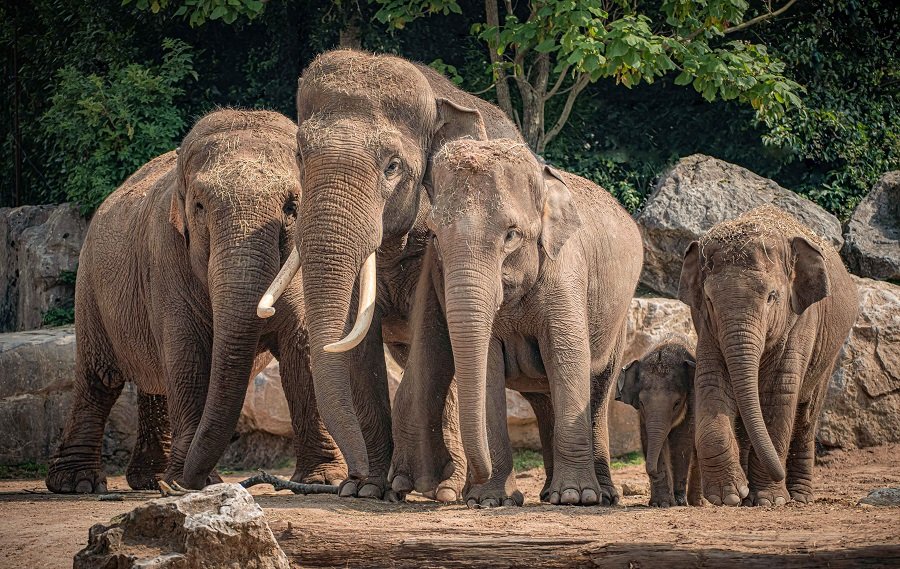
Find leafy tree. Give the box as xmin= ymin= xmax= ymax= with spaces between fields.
xmin=123 ymin=0 xmax=265 ymax=26
xmin=39 ymin=39 xmax=196 ymax=212
xmin=374 ymin=0 xmax=803 ymax=152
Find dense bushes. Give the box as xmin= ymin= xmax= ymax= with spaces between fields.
xmin=2 ymin=0 xmax=897 ymax=217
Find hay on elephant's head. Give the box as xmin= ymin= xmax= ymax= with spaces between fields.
xmin=699 ymin=205 xmax=827 ymax=269
xmin=433 ymin=138 xmax=531 ymax=174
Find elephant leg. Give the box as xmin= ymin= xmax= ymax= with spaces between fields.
xmin=278 ymin=335 xmax=347 ymax=487
xmin=745 ymin=365 xmax=801 ymax=507
xmin=125 ymin=391 xmax=171 ymax=490
xmin=390 ymin=252 xmax=461 ymax=503
xmin=589 ymin=359 xmax=621 ymax=506
xmin=343 ymin=306 xmax=393 ymax=499
xmin=47 ymin=323 xmax=123 ymax=494
xmin=668 ymin=419 xmax=694 ymax=506
xmin=786 ymin=377 xmax=828 ymax=505
xmin=695 ymin=343 xmax=747 ymax=506
xmin=463 ymin=339 xmax=522 ymax=508
xmin=522 ymin=392 xmax=555 ymax=502
xmin=687 ymin=446 xmax=703 ymax=506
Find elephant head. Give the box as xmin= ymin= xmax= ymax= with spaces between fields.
xmin=616 ymin=342 xmax=695 ymax=476
xmin=257 ymin=50 xmax=495 ymax=480
xmin=425 ymin=139 xmax=581 ymax=482
xmin=677 ymin=205 xmax=832 ymax=483
xmin=173 ymin=110 xmax=301 ymax=488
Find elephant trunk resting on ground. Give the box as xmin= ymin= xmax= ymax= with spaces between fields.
xmin=47 ymin=109 xmax=345 ymax=493
xmin=258 ymin=49 xmax=523 ymax=499
xmin=677 ymin=205 xmax=857 ymax=507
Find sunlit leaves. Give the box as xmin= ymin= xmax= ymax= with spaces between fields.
xmin=124 ymin=0 xmax=265 ymax=26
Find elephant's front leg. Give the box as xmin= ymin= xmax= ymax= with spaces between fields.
xmin=277 ymin=332 xmax=347 ymax=487
xmin=125 ymin=391 xmax=172 ymax=490
xmin=668 ymin=418 xmax=694 ymax=506
xmin=695 ymin=343 xmax=747 ymax=506
xmin=344 ymin=306 xmax=393 ymax=499
xmin=590 ymin=357 xmax=623 ymax=506
xmin=390 ymin=251 xmax=462 ymax=502
xmin=463 ymin=338 xmax=522 ymax=508
xmin=542 ymin=312 xmax=602 ymax=506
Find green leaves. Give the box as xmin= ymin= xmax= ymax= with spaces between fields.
xmin=123 ymin=0 xmax=265 ymax=26
xmin=39 ymin=39 xmax=196 ymax=213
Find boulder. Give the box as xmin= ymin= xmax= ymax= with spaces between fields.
xmin=73 ymin=483 xmax=290 ymax=569
xmin=17 ymin=203 xmax=87 ymax=330
xmin=0 ymin=327 xmax=137 ymax=467
xmin=635 ymin=154 xmax=843 ymax=297
xmin=0 ymin=205 xmax=53 ymax=332
xmin=818 ymin=277 xmax=900 ymax=449
xmin=842 ymin=171 xmax=900 ymax=282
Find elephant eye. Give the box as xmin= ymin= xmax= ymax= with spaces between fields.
xmin=283 ymin=200 xmax=297 ymax=217
xmin=384 ymin=158 xmax=401 ymax=178
xmin=195 ymin=202 xmax=204 ymax=213
xmin=673 ymin=401 xmax=680 ymax=410
xmin=768 ymin=290 xmax=779 ymax=303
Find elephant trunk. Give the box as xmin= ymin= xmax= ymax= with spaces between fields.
xmin=181 ymin=230 xmax=278 ymax=489
xmin=644 ymin=416 xmax=671 ymax=477
xmin=442 ymin=257 xmax=500 ymax=485
xmin=722 ymin=320 xmax=786 ymax=482
xmin=295 ymin=157 xmax=383 ymax=480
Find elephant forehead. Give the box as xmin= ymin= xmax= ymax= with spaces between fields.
xmin=194 ymin=149 xmax=298 ymax=202
xmin=298 ymin=113 xmax=404 ymax=153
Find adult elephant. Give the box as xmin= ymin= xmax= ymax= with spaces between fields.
xmin=258 ymin=49 xmax=522 ymax=498
xmin=677 ymin=205 xmax=858 ymax=506
xmin=46 ymin=110 xmax=344 ymax=493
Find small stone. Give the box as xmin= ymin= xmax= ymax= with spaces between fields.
xmin=858 ymin=488 xmax=900 ymax=507
xmin=621 ymin=482 xmax=649 ymax=496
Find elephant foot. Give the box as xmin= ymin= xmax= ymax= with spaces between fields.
xmin=539 ymin=478 xmax=552 ymax=503
xmin=126 ymin=468 xmax=161 ymax=491
xmin=704 ymin=473 xmax=749 ymax=506
xmin=674 ymin=491 xmax=687 ymax=507
xmin=292 ymin=461 xmax=346 ymax=487
xmin=745 ymin=482 xmax=790 ymax=507
xmin=464 ymin=480 xmax=524 ymax=509
xmin=389 ymin=448 xmax=463 ymax=504
xmin=46 ymin=463 xmax=107 ymax=494
xmin=338 ymin=475 xmax=388 ymax=499
xmin=546 ymin=467 xmax=603 ymax=506
xmin=789 ymin=487 xmax=814 ymax=505
xmin=650 ymin=490 xmax=677 ymax=508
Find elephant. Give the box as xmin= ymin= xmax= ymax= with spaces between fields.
xmin=617 ymin=340 xmax=702 ymax=507
xmin=46 ymin=109 xmax=345 ymax=493
xmin=257 ymin=49 xmax=523 ymax=499
xmin=388 ymin=139 xmax=643 ymax=507
xmin=677 ymin=204 xmax=858 ymax=507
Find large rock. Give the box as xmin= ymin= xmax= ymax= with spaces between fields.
xmin=0 ymin=203 xmax=86 ymax=332
xmin=842 ymin=171 xmax=900 ymax=282
xmin=0 ymin=205 xmax=53 ymax=332
xmin=74 ymin=483 xmax=290 ymax=569
xmin=0 ymin=327 xmax=137 ymax=467
xmin=636 ymin=154 xmax=843 ymax=297
xmin=818 ymin=277 xmax=900 ymax=449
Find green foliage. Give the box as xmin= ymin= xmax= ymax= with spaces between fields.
xmin=39 ymin=39 xmax=196 ymax=213
xmin=611 ymin=451 xmax=644 ymax=469
xmin=124 ymin=0 xmax=265 ymax=26
xmin=42 ymin=306 xmax=75 ymax=327
xmin=0 ymin=462 xmax=49 ymax=480
xmin=512 ymin=449 xmax=544 ymax=472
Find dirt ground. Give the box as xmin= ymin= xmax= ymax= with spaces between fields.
xmin=1 ymin=445 xmax=898 ymax=568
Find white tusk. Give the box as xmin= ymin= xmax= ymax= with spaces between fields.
xmin=324 ymin=252 xmax=377 ymax=353
xmin=257 ymin=248 xmax=301 ymax=319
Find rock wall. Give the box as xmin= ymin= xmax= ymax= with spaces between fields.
xmin=0 ymin=204 xmax=86 ymax=332
xmin=842 ymin=171 xmax=900 ymax=282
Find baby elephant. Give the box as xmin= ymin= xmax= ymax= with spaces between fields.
xmin=617 ymin=341 xmax=702 ymax=507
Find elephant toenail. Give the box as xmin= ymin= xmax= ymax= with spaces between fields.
xmin=549 ymin=492 xmax=560 ymax=505
xmin=338 ymin=481 xmax=358 ymax=497
xmin=775 ymin=497 xmax=786 ymax=506
xmin=391 ymin=476 xmax=412 ymax=493
xmin=358 ymin=484 xmax=381 ymax=499
xmin=724 ymin=494 xmax=741 ymax=506
xmin=502 ymin=498 xmax=515 ymax=506
xmin=561 ymin=489 xmax=580 ymax=504
xmin=466 ymin=499 xmax=479 ymax=509
xmin=482 ymin=498 xmax=499 ymax=508
xmin=709 ymin=496 xmax=722 ymax=506
xmin=758 ymin=498 xmax=772 ymax=507
xmin=75 ymin=480 xmax=94 ymax=494
xmin=436 ymin=488 xmax=457 ymax=503
xmin=739 ymin=485 xmax=749 ymax=499
xmin=581 ymin=489 xmax=599 ymax=505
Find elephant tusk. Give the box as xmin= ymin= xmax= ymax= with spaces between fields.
xmin=324 ymin=252 xmax=377 ymax=353
xmin=257 ymin=248 xmax=301 ymax=318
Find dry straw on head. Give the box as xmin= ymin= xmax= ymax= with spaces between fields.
xmin=433 ymin=138 xmax=531 ymax=173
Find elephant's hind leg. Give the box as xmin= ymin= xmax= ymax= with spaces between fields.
xmin=46 ymin=327 xmax=124 ymax=494
xmin=126 ymin=392 xmax=172 ymax=490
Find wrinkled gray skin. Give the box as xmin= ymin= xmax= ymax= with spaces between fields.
xmin=617 ymin=341 xmax=702 ymax=507
xmin=46 ymin=110 xmax=345 ymax=493
xmin=289 ymin=50 xmax=523 ymax=499
xmin=391 ymin=139 xmax=643 ymax=507
xmin=678 ymin=205 xmax=858 ymax=507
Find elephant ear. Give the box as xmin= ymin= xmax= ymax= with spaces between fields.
xmin=677 ymin=241 xmax=702 ymax=310
xmin=683 ymin=358 xmax=696 ymax=393
xmin=169 ymin=180 xmax=188 ymax=240
xmin=790 ymin=236 xmax=831 ymax=314
xmin=539 ymin=166 xmax=582 ymax=260
xmin=616 ymin=360 xmax=641 ymax=409
xmin=423 ymin=98 xmax=488 ymax=197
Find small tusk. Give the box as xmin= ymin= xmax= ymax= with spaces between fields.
xmin=257 ymin=248 xmax=301 ymax=318
xmin=324 ymin=252 xmax=377 ymax=353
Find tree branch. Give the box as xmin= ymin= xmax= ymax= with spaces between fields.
xmin=239 ymin=471 xmax=339 ymax=495
xmin=544 ymin=64 xmax=571 ymax=101
xmin=725 ymin=0 xmax=800 ymax=34
xmin=543 ymin=73 xmax=591 ymax=148
xmin=485 ymin=0 xmax=516 ymax=123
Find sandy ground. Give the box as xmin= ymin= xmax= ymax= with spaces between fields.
xmin=1 ymin=445 xmax=899 ymax=568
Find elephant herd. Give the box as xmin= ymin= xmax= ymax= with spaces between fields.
xmin=45 ymin=49 xmax=858 ymax=510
